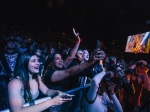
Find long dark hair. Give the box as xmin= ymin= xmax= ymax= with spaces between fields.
xmin=42 ymin=52 xmax=61 ymax=80
xmin=15 ymin=53 xmax=39 ymax=102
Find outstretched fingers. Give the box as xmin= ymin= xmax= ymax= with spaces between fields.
xmin=73 ymin=28 xmax=80 ymax=42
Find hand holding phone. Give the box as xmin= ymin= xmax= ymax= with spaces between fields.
xmin=61 ymin=94 xmax=75 ymax=99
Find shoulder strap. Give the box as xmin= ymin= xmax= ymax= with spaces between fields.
xmin=14 ymin=77 xmax=23 ymax=82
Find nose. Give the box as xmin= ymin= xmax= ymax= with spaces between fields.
xmin=36 ymin=61 xmax=40 ymax=65
xmin=60 ymin=59 xmax=63 ymax=63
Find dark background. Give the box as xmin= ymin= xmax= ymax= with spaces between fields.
xmin=1 ymin=0 xmax=150 ymax=51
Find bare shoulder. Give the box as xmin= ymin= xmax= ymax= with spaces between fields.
xmin=8 ymin=78 xmax=23 ymax=90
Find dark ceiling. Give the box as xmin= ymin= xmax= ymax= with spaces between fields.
xmin=1 ymin=0 xmax=150 ymax=50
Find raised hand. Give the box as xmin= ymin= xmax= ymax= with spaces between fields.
xmin=136 ymin=65 xmax=149 ymax=74
xmin=139 ymin=60 xmax=147 ymax=65
xmin=73 ymin=28 xmax=81 ymax=43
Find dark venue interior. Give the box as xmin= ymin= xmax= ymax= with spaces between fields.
xmin=1 ymin=0 xmax=150 ymax=61
xmin=1 ymin=0 xmax=150 ymax=112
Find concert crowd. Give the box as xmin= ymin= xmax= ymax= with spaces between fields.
xmin=0 ymin=26 xmax=150 ymax=112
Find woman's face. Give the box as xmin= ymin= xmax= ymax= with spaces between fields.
xmin=53 ymin=54 xmax=64 ymax=69
xmin=28 ymin=55 xmax=40 ymax=75
xmin=76 ymin=50 xmax=84 ymax=63
xmin=83 ymin=52 xmax=89 ymax=61
xmin=50 ymin=48 xmax=55 ymax=54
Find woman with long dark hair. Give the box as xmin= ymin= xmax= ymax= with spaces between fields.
xmin=8 ymin=53 xmax=72 ymax=112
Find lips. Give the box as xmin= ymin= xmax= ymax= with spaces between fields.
xmin=34 ymin=66 xmax=39 ymax=69
xmin=58 ymin=63 xmax=63 ymax=66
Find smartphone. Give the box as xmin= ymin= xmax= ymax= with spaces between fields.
xmin=61 ymin=95 xmax=75 ymax=99
xmin=67 ymin=94 xmax=75 ymax=97
xmin=96 ymin=40 xmax=101 ymax=49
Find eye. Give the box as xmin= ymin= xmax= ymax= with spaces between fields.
xmin=55 ymin=57 xmax=59 ymax=60
xmin=31 ymin=59 xmax=36 ymax=62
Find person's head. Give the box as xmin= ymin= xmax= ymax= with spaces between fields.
xmin=53 ymin=53 xmax=63 ymax=69
xmin=117 ymin=59 xmax=126 ymax=70
xmin=21 ymin=42 xmax=27 ymax=48
xmin=107 ymin=64 xmax=125 ymax=78
xmin=98 ymin=76 xmax=115 ymax=95
xmin=6 ymin=41 xmax=16 ymax=53
xmin=49 ymin=47 xmax=55 ymax=55
xmin=115 ymin=65 xmax=125 ymax=78
xmin=43 ymin=48 xmax=48 ymax=54
xmin=15 ymin=53 xmax=40 ymax=102
xmin=43 ymin=52 xmax=63 ymax=74
xmin=75 ymin=49 xmax=84 ymax=63
xmin=83 ymin=50 xmax=89 ymax=61
xmin=35 ymin=49 xmax=42 ymax=58
xmin=109 ymin=56 xmax=117 ymax=64
xmin=98 ymin=79 xmax=108 ymax=94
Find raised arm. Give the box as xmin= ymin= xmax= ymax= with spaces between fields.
xmin=51 ymin=50 xmax=103 ymax=82
xmin=86 ymin=71 xmax=106 ymax=101
xmin=63 ymin=28 xmax=81 ymax=69
xmin=8 ymin=79 xmax=70 ymax=112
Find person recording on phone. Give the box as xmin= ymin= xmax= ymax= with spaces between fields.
xmin=84 ymin=70 xmax=123 ymax=112
xmin=42 ymin=29 xmax=104 ymax=111
xmin=8 ymin=53 xmax=72 ymax=112
xmin=65 ymin=40 xmax=106 ymax=111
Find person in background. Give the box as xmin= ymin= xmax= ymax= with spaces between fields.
xmin=83 ymin=50 xmax=89 ymax=62
xmin=35 ymin=48 xmax=45 ymax=76
xmin=0 ymin=41 xmax=21 ymax=80
xmin=122 ymin=60 xmax=150 ymax=112
xmin=19 ymin=42 xmax=28 ymax=55
xmin=41 ymin=47 xmax=48 ymax=60
xmin=8 ymin=53 xmax=72 ymax=112
xmin=66 ymin=49 xmax=105 ymax=112
xmin=84 ymin=71 xmax=123 ymax=112
xmin=45 ymin=47 xmax=55 ymax=61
